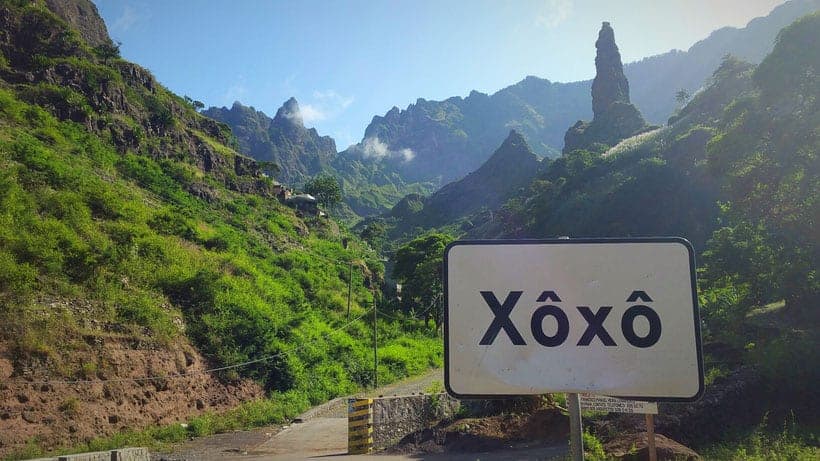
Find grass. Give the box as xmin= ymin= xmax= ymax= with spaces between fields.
xmin=3 ymin=392 xmax=309 ymax=460
xmin=0 ymin=15 xmax=446 ymax=456
xmin=701 ymin=416 xmax=819 ymax=461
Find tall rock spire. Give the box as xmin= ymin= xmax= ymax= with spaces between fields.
xmin=273 ymin=97 xmax=304 ymax=128
xmin=562 ymin=22 xmax=648 ymax=154
xmin=591 ymin=22 xmax=631 ymax=119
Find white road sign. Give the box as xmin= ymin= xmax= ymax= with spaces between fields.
xmin=580 ymin=394 xmax=658 ymax=414
xmin=444 ymin=238 xmax=703 ymax=401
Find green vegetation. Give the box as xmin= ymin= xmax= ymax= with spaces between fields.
xmin=0 ymin=2 xmax=443 ymax=456
xmin=702 ymin=13 xmax=819 ymax=322
xmin=304 ymin=173 xmax=343 ymax=209
xmin=702 ymin=416 xmax=819 ymax=460
xmin=582 ymin=429 xmax=609 ymax=461
xmin=6 ymin=393 xmax=311 ymax=460
xmin=0 ymin=84 xmax=441 ymax=393
xmin=392 ymin=233 xmax=455 ymax=328
xmin=695 ymin=19 xmax=818 ymax=428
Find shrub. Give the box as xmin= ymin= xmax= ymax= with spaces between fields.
xmin=0 ymin=250 xmax=37 ymax=302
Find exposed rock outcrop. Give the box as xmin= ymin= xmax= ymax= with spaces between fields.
xmin=563 ymin=22 xmax=648 ymax=153
xmin=44 ymin=0 xmax=113 ymax=48
xmin=204 ymin=98 xmax=337 ymax=184
xmin=0 ymin=338 xmax=263 ymax=458
xmin=386 ymin=130 xmax=542 ymax=235
xmin=0 ymin=1 xmax=272 ymax=197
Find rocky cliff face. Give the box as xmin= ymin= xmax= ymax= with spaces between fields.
xmin=0 ymin=1 xmax=269 ymax=197
xmin=341 ymin=79 xmax=589 ymax=188
xmin=204 ymin=98 xmax=337 ymax=185
xmin=386 ymin=130 xmax=542 ymax=236
xmin=44 ymin=0 xmax=113 ymax=48
xmin=563 ymin=22 xmax=648 ymax=153
xmin=591 ymin=22 xmax=631 ymax=118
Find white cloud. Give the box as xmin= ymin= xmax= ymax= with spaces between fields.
xmin=291 ymin=89 xmax=354 ymax=127
xmin=313 ymin=90 xmax=355 ymax=110
xmin=535 ymin=0 xmax=573 ymax=29
xmin=111 ymin=4 xmax=147 ymax=34
xmin=333 ymin=131 xmax=357 ymax=150
xmin=399 ymin=148 xmax=415 ymax=162
xmin=361 ymin=137 xmax=389 ymax=159
xmin=280 ymin=107 xmax=300 ymax=121
xmin=298 ymin=103 xmax=326 ymax=123
xmin=358 ymin=137 xmax=415 ymax=163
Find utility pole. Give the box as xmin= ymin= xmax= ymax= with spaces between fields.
xmin=343 ymin=238 xmax=352 ymax=319
xmin=373 ymin=289 xmax=378 ymax=389
xmin=347 ymin=259 xmax=353 ymax=319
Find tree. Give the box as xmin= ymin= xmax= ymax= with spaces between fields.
xmin=359 ymin=221 xmax=387 ymax=252
xmin=183 ymin=96 xmax=206 ymax=112
xmin=703 ymin=15 xmax=819 ymax=316
xmin=258 ymin=161 xmax=281 ymax=179
xmin=304 ymin=174 xmax=342 ymax=209
xmin=93 ymin=41 xmax=121 ymax=63
xmin=392 ymin=233 xmax=455 ymax=329
xmin=675 ymin=89 xmax=691 ymax=106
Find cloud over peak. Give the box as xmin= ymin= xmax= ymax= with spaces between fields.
xmin=357 ymin=137 xmax=415 ymax=162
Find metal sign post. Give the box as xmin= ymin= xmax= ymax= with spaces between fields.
xmin=646 ymin=413 xmax=657 ymax=461
xmin=567 ymin=393 xmax=584 ymax=461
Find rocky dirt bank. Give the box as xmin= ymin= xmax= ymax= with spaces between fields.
xmin=0 ymin=337 xmax=263 ymax=458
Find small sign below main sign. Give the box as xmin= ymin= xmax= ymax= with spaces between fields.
xmin=580 ymin=394 xmax=658 ymax=414
xmin=444 ymin=238 xmax=703 ymax=402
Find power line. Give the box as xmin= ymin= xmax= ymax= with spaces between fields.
xmin=377 ymin=293 xmax=441 ymax=321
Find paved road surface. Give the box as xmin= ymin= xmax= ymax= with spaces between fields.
xmin=154 ymin=369 xmax=566 ymax=460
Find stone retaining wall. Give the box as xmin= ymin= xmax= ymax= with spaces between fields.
xmin=372 ymin=393 xmax=460 ymax=450
xmin=25 ymin=447 xmax=148 ymax=461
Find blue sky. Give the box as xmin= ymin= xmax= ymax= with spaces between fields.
xmin=95 ymin=0 xmax=785 ymax=149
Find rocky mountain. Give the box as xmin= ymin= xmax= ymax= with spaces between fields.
xmin=563 ymin=22 xmax=649 ymax=153
xmin=334 ymin=0 xmax=818 ymax=214
xmin=199 ymin=0 xmax=818 ymax=221
xmin=625 ymin=0 xmax=820 ymax=123
xmin=338 ymin=79 xmax=589 ymax=187
xmin=383 ymin=130 xmax=542 ymax=238
xmin=203 ymin=98 xmax=336 ymax=185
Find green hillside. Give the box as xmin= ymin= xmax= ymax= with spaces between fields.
xmin=459 ymin=13 xmax=818 ymax=448
xmin=0 ymin=2 xmax=440 ymax=457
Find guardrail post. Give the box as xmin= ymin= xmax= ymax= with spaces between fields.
xmin=348 ymin=398 xmax=374 ymax=454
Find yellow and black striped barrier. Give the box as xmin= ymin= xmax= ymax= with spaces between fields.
xmin=348 ymin=398 xmax=374 ymax=454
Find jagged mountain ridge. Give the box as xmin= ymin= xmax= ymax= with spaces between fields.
xmin=383 ymin=129 xmax=542 ymax=238
xmin=335 ymin=0 xmax=818 ymax=211
xmin=203 ymin=98 xmax=336 ymax=185
xmin=205 ymin=0 xmax=817 ymax=219
xmin=625 ymin=0 xmax=820 ymax=122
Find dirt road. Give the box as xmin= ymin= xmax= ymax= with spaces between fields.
xmin=153 ymin=369 xmax=567 ymax=460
